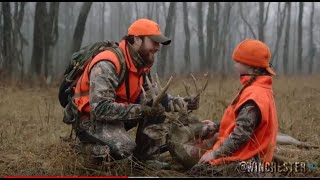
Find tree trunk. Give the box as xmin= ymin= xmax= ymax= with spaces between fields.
xmin=147 ymin=2 xmax=154 ymax=19
xmin=258 ymin=2 xmax=264 ymax=41
xmin=308 ymin=2 xmax=315 ymax=74
xmin=118 ymin=2 xmax=122 ymax=40
xmin=283 ymin=2 xmax=291 ymax=75
xmin=206 ymin=2 xmax=215 ymax=72
xmin=271 ymin=2 xmax=286 ymax=69
xmin=71 ymin=2 xmax=92 ymax=53
xmin=212 ymin=2 xmax=220 ymax=72
xmin=44 ymin=2 xmax=59 ymax=84
xmin=2 ymin=2 xmax=14 ymax=78
xmin=100 ymin=2 xmax=105 ymax=40
xmin=0 ymin=4 xmax=3 ymax=72
xmin=258 ymin=2 xmax=270 ymax=42
xmin=168 ymin=7 xmax=176 ymax=75
xmin=297 ymin=2 xmax=303 ymax=73
xmin=183 ymin=2 xmax=191 ymax=74
xmin=155 ymin=2 xmax=159 ymax=23
xmin=197 ymin=2 xmax=205 ymax=72
xmin=239 ymin=2 xmax=257 ymax=39
xmin=14 ymin=2 xmax=27 ymax=80
xmin=220 ymin=3 xmax=233 ymax=74
xmin=158 ymin=2 xmax=176 ymax=77
xmin=29 ymin=2 xmax=47 ymax=78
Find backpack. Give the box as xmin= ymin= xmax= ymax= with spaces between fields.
xmin=58 ymin=40 xmax=127 ymax=125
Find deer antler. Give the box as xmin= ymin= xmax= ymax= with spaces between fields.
xmin=183 ymin=73 xmax=208 ymax=99
xmin=141 ymin=73 xmax=173 ymax=107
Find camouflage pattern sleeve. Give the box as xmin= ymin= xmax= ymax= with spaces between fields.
xmin=212 ymin=100 xmax=261 ymax=158
xmin=89 ymin=60 xmax=143 ymax=122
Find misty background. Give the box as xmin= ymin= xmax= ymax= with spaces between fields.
xmin=1 ymin=2 xmax=319 ymax=84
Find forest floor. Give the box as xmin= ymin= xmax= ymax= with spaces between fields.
xmin=0 ymin=74 xmax=319 ymax=177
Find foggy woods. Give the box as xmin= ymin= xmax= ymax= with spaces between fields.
xmin=1 ymin=2 xmax=319 ymax=83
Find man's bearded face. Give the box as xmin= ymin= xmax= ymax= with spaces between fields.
xmin=137 ymin=37 xmax=160 ymax=65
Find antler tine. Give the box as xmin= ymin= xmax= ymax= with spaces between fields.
xmin=153 ymin=76 xmax=173 ymax=106
xmin=155 ymin=73 xmax=163 ymax=90
xmin=169 ymin=100 xmax=175 ymax=112
xmin=176 ymin=95 xmax=187 ymax=114
xmin=183 ymin=80 xmax=191 ymax=97
xmin=194 ymin=73 xmax=209 ymax=99
xmin=190 ymin=74 xmax=200 ymax=94
xmin=141 ymin=85 xmax=146 ymax=100
xmin=145 ymin=75 xmax=157 ymax=101
xmin=201 ymin=73 xmax=209 ymax=93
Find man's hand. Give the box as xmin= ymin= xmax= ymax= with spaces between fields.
xmin=141 ymin=104 xmax=165 ymax=118
xmin=198 ymin=151 xmax=217 ymax=165
xmin=183 ymin=95 xmax=200 ymax=110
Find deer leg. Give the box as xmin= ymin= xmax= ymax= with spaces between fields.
xmin=276 ymin=132 xmax=319 ymax=149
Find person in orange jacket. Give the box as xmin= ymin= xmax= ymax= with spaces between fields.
xmin=72 ymin=18 xmax=200 ymax=164
xmin=193 ymin=39 xmax=278 ymax=176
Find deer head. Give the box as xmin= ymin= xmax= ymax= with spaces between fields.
xmin=164 ymin=74 xmax=219 ymax=169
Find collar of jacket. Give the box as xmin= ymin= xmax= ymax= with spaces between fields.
xmin=119 ymin=40 xmax=151 ymax=73
xmin=240 ymin=75 xmax=272 ymax=89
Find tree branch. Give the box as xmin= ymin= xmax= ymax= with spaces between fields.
xmin=239 ymin=3 xmax=257 ymax=39
xmin=263 ymin=2 xmax=271 ymax=26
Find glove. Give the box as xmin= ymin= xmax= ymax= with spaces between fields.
xmin=140 ymin=104 xmax=165 ymax=118
xmin=183 ymin=95 xmax=200 ymax=110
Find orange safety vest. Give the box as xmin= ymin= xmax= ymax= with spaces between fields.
xmin=207 ymin=75 xmax=278 ymax=166
xmin=73 ymin=40 xmax=150 ymax=113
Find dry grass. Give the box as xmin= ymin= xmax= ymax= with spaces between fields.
xmin=0 ymin=74 xmax=319 ymax=177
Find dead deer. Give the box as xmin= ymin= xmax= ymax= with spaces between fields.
xmin=140 ymin=73 xmax=319 ymax=169
xmin=140 ymin=73 xmax=215 ymax=169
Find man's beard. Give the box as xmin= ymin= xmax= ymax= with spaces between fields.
xmin=138 ymin=47 xmax=155 ymax=66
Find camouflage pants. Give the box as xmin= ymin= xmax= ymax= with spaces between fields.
xmin=76 ymin=115 xmax=168 ymax=163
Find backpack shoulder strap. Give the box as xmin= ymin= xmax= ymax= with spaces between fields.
xmin=105 ymin=46 xmax=128 ymax=91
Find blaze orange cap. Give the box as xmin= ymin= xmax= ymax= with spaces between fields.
xmin=128 ymin=18 xmax=171 ymax=45
xmin=232 ymin=39 xmax=276 ymax=75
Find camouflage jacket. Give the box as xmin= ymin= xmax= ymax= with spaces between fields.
xmin=88 ymin=42 xmax=176 ymax=124
xmin=212 ymin=100 xmax=261 ymax=159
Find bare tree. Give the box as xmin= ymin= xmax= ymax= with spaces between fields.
xmin=146 ymin=2 xmax=154 ymax=19
xmin=271 ymin=2 xmax=287 ymax=69
xmin=239 ymin=2 xmax=257 ymax=39
xmin=308 ymin=2 xmax=315 ymax=74
xmin=212 ymin=2 xmax=220 ymax=72
xmin=44 ymin=2 xmax=59 ymax=84
xmin=283 ymin=2 xmax=291 ymax=75
xmin=13 ymin=2 xmax=27 ymax=80
xmin=2 ymin=2 xmax=14 ymax=78
xmin=158 ymin=2 xmax=176 ymax=77
xmin=206 ymin=2 xmax=215 ymax=72
xmin=258 ymin=2 xmax=270 ymax=42
xmin=197 ymin=2 xmax=205 ymax=72
xmin=155 ymin=2 xmax=159 ymax=23
xmin=0 ymin=4 xmax=2 ymax=70
xmin=134 ymin=2 xmax=139 ymax=20
xmin=168 ymin=6 xmax=177 ymax=75
xmin=183 ymin=2 xmax=191 ymax=73
xmin=297 ymin=2 xmax=303 ymax=73
xmin=219 ymin=2 xmax=233 ymax=74
xmin=100 ymin=2 xmax=105 ymax=40
xmin=70 ymin=2 xmax=92 ymax=54
xmin=29 ymin=2 xmax=46 ymax=78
